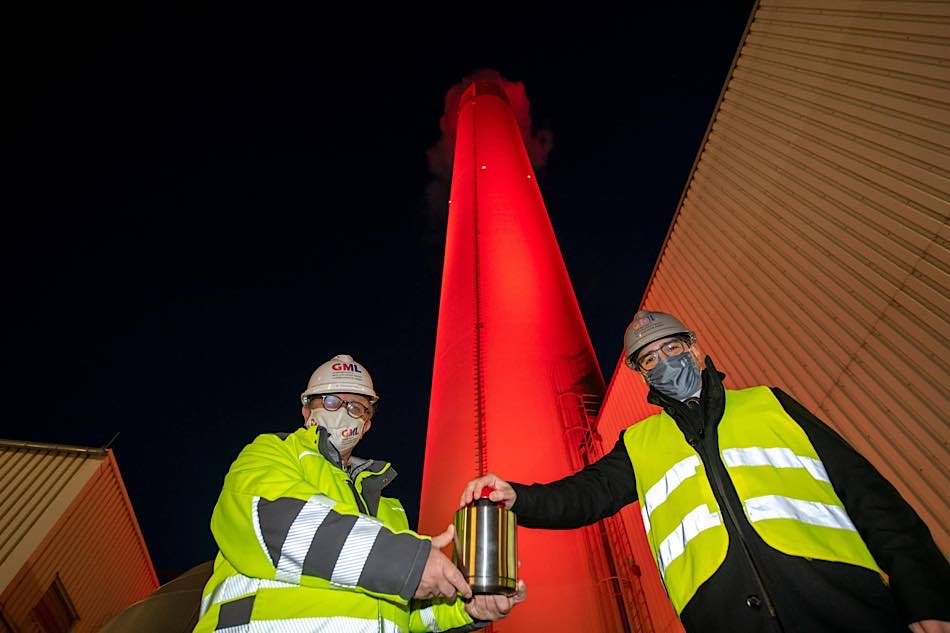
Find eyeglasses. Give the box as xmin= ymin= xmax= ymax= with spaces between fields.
xmin=307 ymin=394 xmax=373 ymax=419
xmin=634 ymin=338 xmax=688 ymax=371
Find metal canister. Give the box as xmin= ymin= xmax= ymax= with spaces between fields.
xmin=452 ymin=486 xmax=518 ymax=594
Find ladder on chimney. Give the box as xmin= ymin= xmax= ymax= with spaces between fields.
xmin=559 ymin=392 xmax=655 ymax=633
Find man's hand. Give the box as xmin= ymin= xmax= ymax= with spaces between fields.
xmin=459 ymin=473 xmax=517 ymax=509
xmin=909 ymin=621 xmax=950 ymax=633
xmin=414 ymin=525 xmax=472 ymax=600
xmin=464 ymin=580 xmax=527 ymax=621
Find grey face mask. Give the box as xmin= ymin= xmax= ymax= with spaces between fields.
xmin=646 ymin=351 xmax=701 ymax=401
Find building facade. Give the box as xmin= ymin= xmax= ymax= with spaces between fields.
xmin=595 ymin=1 xmax=950 ymax=631
xmin=0 ymin=440 xmax=158 ymax=633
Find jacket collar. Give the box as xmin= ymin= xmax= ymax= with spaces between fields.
xmin=314 ymin=426 xmax=394 ymax=479
xmin=312 ymin=427 xmax=397 ymax=516
xmin=316 ymin=425 xmax=344 ymax=465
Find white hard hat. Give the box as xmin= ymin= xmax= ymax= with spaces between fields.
xmin=300 ymin=354 xmax=379 ymax=405
xmin=623 ymin=310 xmax=694 ymax=368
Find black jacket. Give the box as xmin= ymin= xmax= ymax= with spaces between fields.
xmin=511 ymin=358 xmax=950 ymax=633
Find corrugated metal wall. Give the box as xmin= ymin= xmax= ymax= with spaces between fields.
xmin=593 ymin=1 xmax=949 ymax=629
xmin=0 ymin=443 xmax=158 ymax=632
xmin=648 ymin=0 xmax=949 ymax=551
xmin=0 ymin=442 xmax=102 ymax=592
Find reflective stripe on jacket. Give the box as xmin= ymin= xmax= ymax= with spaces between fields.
xmin=193 ymin=426 xmax=476 ymax=632
xmin=624 ymin=385 xmax=882 ymax=614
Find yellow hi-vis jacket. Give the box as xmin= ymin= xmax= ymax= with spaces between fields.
xmin=194 ymin=426 xmax=477 ymax=632
xmin=624 ymin=386 xmax=882 ymax=614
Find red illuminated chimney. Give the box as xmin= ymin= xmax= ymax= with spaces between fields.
xmin=418 ymin=77 xmax=644 ymax=632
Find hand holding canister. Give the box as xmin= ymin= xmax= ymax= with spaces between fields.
xmin=453 ymin=486 xmax=519 ymax=595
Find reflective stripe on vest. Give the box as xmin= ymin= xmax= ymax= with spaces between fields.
xmin=419 ymin=605 xmax=440 ymax=632
xmin=200 ymin=572 xmax=406 ymax=632
xmin=745 ymin=495 xmax=856 ymax=529
xmin=720 ymin=387 xmax=880 ymax=574
xmin=200 ymin=569 xmax=471 ymax=633
xmin=639 ymin=454 xmax=720 ymax=574
xmin=656 ymin=504 xmax=722 ymax=574
xmin=213 ymin=616 xmax=403 ymax=632
xmin=722 ymin=447 xmax=858 ymax=530
xmin=625 ymin=412 xmax=728 ymax=614
xmin=642 ymin=455 xmax=702 ymax=520
xmin=625 ymin=385 xmax=882 ymax=614
xmin=273 ymin=496 xmax=335 ymax=584
xmin=202 ymin=574 xmax=297 ymax=616
xmin=249 ymin=493 xmax=424 ymax=600
xmin=722 ymin=447 xmax=829 ymax=482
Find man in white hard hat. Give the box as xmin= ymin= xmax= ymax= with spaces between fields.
xmin=461 ymin=311 xmax=950 ymax=633
xmin=195 ymin=354 xmax=525 ymax=632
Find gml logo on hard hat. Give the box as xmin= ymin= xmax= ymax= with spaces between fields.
xmin=631 ymin=313 xmax=656 ymax=330
xmin=301 ymin=354 xmax=379 ymax=404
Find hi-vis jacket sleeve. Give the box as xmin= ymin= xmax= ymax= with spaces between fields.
xmin=410 ymin=599 xmax=485 ymax=633
xmin=210 ymin=433 xmax=430 ymax=605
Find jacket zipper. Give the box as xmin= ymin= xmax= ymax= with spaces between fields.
xmin=344 ymin=471 xmax=369 ymax=514
xmin=690 ymin=433 xmax=783 ymax=628
xmin=347 ymin=476 xmax=369 ymax=514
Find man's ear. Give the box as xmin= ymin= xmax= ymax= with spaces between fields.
xmin=688 ymin=343 xmax=705 ymax=368
xmin=301 ymin=405 xmax=311 ymax=422
xmin=362 ymin=419 xmax=373 ymax=434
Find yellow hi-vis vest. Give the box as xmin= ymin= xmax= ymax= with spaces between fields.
xmin=624 ymin=385 xmax=882 ymax=614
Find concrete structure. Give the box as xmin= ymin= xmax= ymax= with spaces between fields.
xmin=417 ymin=78 xmax=652 ymax=632
xmin=0 ymin=440 xmax=158 ymax=632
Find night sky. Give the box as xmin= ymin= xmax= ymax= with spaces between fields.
xmin=3 ymin=3 xmax=753 ymax=582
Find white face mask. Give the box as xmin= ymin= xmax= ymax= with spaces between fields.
xmin=308 ymin=407 xmax=366 ymax=452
